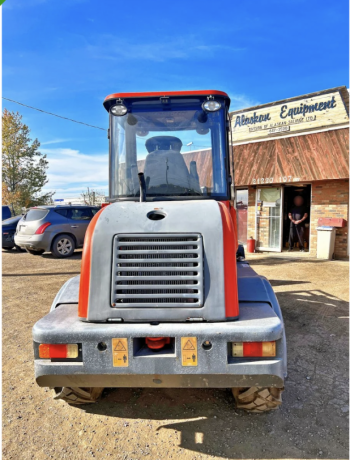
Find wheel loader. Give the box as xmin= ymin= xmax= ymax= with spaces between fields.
xmin=32 ymin=90 xmax=287 ymax=412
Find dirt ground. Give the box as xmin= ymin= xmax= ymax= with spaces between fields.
xmin=2 ymin=249 xmax=349 ymax=460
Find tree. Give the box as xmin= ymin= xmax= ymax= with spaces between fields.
xmin=2 ymin=109 xmax=54 ymax=214
xmin=81 ymin=187 xmax=105 ymax=205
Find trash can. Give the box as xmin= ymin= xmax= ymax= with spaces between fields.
xmin=247 ymin=237 xmax=256 ymax=253
xmin=316 ymin=226 xmax=336 ymax=259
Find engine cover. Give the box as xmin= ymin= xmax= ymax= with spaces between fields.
xmin=84 ymin=200 xmax=229 ymax=322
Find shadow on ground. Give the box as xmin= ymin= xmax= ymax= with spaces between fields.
xmin=77 ymin=288 xmax=349 ymax=459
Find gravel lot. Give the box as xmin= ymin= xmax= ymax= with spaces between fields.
xmin=2 ymin=249 xmax=349 ymax=459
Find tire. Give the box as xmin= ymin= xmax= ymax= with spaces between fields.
xmin=51 ymin=234 xmax=75 ymax=258
xmin=2 ymin=246 xmax=14 ymax=251
xmin=15 ymin=245 xmax=25 ymax=252
xmin=54 ymin=387 xmax=104 ymax=405
xmin=236 ymin=244 xmax=245 ymax=260
xmin=26 ymin=248 xmax=45 ymax=255
xmin=232 ymin=386 xmax=283 ymax=413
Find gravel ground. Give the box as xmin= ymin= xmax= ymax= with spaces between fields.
xmin=2 ymin=249 xmax=349 ymax=459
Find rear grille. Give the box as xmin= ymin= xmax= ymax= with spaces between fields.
xmin=112 ymin=234 xmax=204 ymax=308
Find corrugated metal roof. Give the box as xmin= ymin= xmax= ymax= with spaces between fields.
xmin=234 ymin=127 xmax=349 ymax=186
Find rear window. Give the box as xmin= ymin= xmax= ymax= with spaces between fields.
xmin=24 ymin=209 xmax=48 ymax=221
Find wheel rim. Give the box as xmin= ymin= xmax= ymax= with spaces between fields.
xmin=57 ymin=238 xmax=72 ymax=255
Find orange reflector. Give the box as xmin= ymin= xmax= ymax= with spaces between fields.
xmin=232 ymin=341 xmax=276 ymax=357
xmin=39 ymin=344 xmax=78 ymax=359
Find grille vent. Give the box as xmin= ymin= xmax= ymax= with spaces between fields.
xmin=112 ymin=234 xmax=203 ymax=307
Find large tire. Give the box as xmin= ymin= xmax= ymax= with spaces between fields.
xmin=51 ymin=234 xmax=75 ymax=258
xmin=54 ymin=387 xmax=104 ymax=405
xmin=26 ymin=248 xmax=45 ymax=255
xmin=232 ymin=386 xmax=283 ymax=413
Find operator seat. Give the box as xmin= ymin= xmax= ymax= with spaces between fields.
xmin=143 ymin=136 xmax=200 ymax=193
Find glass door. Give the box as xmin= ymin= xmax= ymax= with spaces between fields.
xmin=255 ymin=187 xmax=283 ymax=252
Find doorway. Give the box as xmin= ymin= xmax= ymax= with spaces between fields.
xmin=282 ymin=184 xmax=311 ymax=250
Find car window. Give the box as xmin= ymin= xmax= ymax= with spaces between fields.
xmin=91 ymin=208 xmax=100 ymax=216
xmin=54 ymin=208 xmax=70 ymax=218
xmin=24 ymin=209 xmax=48 ymax=221
xmin=71 ymin=208 xmax=92 ymax=220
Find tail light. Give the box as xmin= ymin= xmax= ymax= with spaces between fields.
xmin=145 ymin=337 xmax=171 ymax=350
xmin=232 ymin=341 xmax=276 ymax=357
xmin=35 ymin=222 xmax=51 ymax=234
xmin=38 ymin=344 xmax=79 ymax=359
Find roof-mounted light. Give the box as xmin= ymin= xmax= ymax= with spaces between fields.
xmin=202 ymin=100 xmax=222 ymax=112
xmin=110 ymin=104 xmax=127 ymax=116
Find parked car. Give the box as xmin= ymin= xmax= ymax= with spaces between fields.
xmin=2 ymin=215 xmax=24 ymax=251
xmin=14 ymin=205 xmax=100 ymax=257
xmin=2 ymin=206 xmax=12 ymax=221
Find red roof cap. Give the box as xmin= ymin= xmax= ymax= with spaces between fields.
xmin=104 ymin=90 xmax=229 ymax=104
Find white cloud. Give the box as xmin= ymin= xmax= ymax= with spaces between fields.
xmin=86 ymin=35 xmax=244 ymax=63
xmin=41 ymin=138 xmax=74 ymax=145
xmin=41 ymin=148 xmax=108 ymax=198
xmin=229 ymin=94 xmax=261 ymax=111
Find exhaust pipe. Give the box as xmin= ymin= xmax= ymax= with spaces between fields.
xmin=138 ymin=172 xmax=147 ymax=202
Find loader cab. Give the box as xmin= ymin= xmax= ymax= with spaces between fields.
xmin=103 ymin=91 xmax=232 ymax=202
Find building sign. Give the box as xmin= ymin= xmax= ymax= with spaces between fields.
xmin=231 ymin=90 xmax=349 ymax=144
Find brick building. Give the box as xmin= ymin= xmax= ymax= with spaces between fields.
xmin=231 ymin=86 xmax=349 ymax=259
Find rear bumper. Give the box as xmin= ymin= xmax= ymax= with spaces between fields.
xmin=2 ymin=232 xmax=15 ymax=248
xmin=14 ymin=233 xmax=51 ymax=251
xmin=33 ymin=303 xmax=287 ymax=388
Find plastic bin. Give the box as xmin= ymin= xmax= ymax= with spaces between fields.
xmin=316 ymin=226 xmax=336 ymax=260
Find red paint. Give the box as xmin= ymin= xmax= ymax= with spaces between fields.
xmin=101 ymin=202 xmax=111 ymax=208
xmin=35 ymin=222 xmax=51 ymax=234
xmin=218 ymin=202 xmax=239 ymax=319
xmin=145 ymin=337 xmax=171 ymax=350
xmin=247 ymin=237 xmax=256 ymax=253
xmin=78 ymin=207 xmax=105 ymax=319
xmin=104 ymin=90 xmax=229 ymax=104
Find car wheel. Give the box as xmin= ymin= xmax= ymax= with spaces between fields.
xmin=2 ymin=246 xmax=14 ymax=251
xmin=52 ymin=234 xmax=75 ymax=258
xmin=26 ymin=248 xmax=45 ymax=255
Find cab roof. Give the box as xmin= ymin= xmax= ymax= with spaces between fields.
xmin=103 ymin=90 xmax=230 ymax=111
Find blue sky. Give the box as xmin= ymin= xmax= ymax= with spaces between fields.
xmin=3 ymin=0 xmax=349 ymax=198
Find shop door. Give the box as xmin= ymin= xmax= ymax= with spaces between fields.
xmin=256 ymin=187 xmax=284 ymax=252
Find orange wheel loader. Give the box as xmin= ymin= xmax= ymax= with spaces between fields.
xmin=33 ymin=90 xmax=286 ymax=412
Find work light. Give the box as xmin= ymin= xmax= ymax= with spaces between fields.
xmin=110 ymin=104 xmax=128 ymax=116
xmin=202 ymin=100 xmax=222 ymax=112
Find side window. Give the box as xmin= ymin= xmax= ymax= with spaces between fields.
xmin=71 ymin=208 xmax=93 ymax=220
xmin=54 ymin=208 xmax=70 ymax=218
xmin=91 ymin=208 xmax=100 ymax=216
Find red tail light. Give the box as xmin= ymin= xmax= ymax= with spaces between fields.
xmin=35 ymin=222 xmax=51 ymax=234
xmin=232 ymin=341 xmax=276 ymax=357
xmin=38 ymin=344 xmax=78 ymax=358
xmin=145 ymin=337 xmax=171 ymax=350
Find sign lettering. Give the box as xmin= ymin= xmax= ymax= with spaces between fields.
xmin=231 ymin=91 xmax=348 ymax=144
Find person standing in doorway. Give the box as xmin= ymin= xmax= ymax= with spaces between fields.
xmin=288 ymin=196 xmax=308 ymax=252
